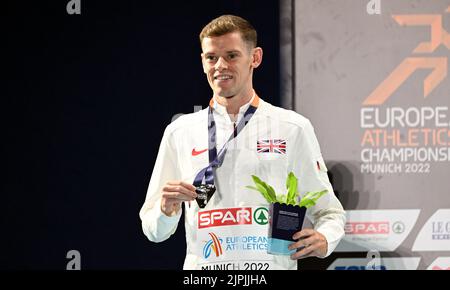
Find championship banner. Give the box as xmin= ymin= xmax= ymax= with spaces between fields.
xmin=280 ymin=0 xmax=450 ymax=269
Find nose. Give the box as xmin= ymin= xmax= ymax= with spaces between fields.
xmin=214 ymin=56 xmax=228 ymax=71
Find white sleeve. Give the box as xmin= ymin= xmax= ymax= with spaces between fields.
xmin=294 ymin=119 xmax=346 ymax=258
xmin=139 ymin=125 xmax=182 ymax=243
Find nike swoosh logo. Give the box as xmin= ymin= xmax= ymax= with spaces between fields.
xmin=192 ymin=148 xmax=208 ymax=156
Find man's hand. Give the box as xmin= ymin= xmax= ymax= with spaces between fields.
xmin=161 ymin=181 xmax=197 ymax=216
xmin=288 ymin=229 xmax=328 ymax=260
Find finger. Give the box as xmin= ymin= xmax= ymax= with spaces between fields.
xmin=167 ymin=181 xmax=197 ymax=192
xmin=163 ymin=198 xmax=188 ymax=212
xmin=162 ymin=191 xmax=195 ymax=201
xmin=179 ymin=181 xmax=197 ymax=192
xmin=292 ymin=228 xmax=315 ymax=240
xmin=167 ymin=180 xmax=181 ymax=185
xmin=161 ymin=200 xmax=182 ymax=216
xmin=162 ymin=198 xmax=182 ymax=207
xmin=301 ymin=235 xmax=319 ymax=247
xmin=162 ymin=191 xmax=196 ymax=201
xmin=290 ymin=244 xmax=317 ymax=260
xmin=288 ymin=235 xmax=317 ymax=251
xmin=163 ymin=185 xmax=197 ymax=198
xmin=176 ymin=183 xmax=197 ymax=197
xmin=288 ymin=241 xmax=305 ymax=252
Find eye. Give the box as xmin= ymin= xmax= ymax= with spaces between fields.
xmin=228 ymin=53 xmax=237 ymax=60
xmin=205 ymin=55 xmax=217 ymax=62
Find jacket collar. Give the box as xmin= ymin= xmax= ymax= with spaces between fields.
xmin=209 ymin=91 xmax=260 ymax=117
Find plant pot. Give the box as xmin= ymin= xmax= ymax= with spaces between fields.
xmin=267 ymin=202 xmax=307 ymax=255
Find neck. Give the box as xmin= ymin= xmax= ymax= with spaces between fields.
xmin=215 ymin=90 xmax=254 ymax=116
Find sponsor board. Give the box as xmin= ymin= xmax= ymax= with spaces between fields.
xmin=335 ymin=209 xmax=420 ymax=252
xmin=195 ymin=206 xmax=286 ymax=269
xmin=427 ymin=257 xmax=450 ymax=270
xmin=286 ymin=0 xmax=450 ymax=270
xmin=412 ymin=209 xmax=450 ymax=251
xmin=328 ymin=257 xmax=421 ymax=270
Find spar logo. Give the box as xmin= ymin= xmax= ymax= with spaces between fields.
xmin=345 ymin=222 xmax=390 ymax=234
xmin=392 ymin=221 xmax=405 ymax=234
xmin=363 ymin=6 xmax=450 ymax=106
xmin=254 ymin=207 xmax=269 ymax=225
xmin=203 ymin=233 xmax=224 ymax=259
xmin=198 ymin=207 xmax=252 ymax=229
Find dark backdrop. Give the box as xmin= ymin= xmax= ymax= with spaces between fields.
xmin=3 ymin=1 xmax=280 ymax=269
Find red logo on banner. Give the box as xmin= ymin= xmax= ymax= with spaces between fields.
xmin=345 ymin=222 xmax=390 ymax=234
xmin=198 ymin=208 xmax=253 ymax=229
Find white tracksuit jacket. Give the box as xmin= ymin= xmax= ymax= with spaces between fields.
xmin=139 ymin=95 xmax=346 ymax=270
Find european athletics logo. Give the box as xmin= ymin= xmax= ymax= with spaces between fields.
xmin=203 ymin=233 xmax=224 ymax=259
xmin=363 ymin=6 xmax=450 ymax=106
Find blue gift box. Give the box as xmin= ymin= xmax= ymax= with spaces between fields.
xmin=267 ymin=202 xmax=307 ymax=255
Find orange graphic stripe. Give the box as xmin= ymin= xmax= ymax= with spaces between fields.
xmin=363 ymin=57 xmax=447 ymax=105
xmin=393 ymin=15 xmax=442 ymax=53
xmin=209 ymin=233 xmax=222 ymax=256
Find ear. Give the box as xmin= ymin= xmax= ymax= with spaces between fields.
xmin=251 ymin=47 xmax=263 ymax=69
xmin=200 ymin=53 xmax=208 ymax=74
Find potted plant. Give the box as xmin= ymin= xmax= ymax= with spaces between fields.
xmin=246 ymin=172 xmax=327 ymax=255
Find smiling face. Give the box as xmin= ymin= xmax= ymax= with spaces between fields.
xmin=201 ymin=32 xmax=262 ymax=100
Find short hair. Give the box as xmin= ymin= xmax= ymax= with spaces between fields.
xmin=199 ymin=15 xmax=257 ymax=48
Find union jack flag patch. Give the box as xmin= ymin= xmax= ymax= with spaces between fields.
xmin=256 ymin=139 xmax=286 ymax=154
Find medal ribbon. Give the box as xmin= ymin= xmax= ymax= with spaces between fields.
xmin=193 ymin=94 xmax=260 ymax=187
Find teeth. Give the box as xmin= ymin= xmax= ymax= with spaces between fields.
xmin=215 ymin=75 xmax=232 ymax=80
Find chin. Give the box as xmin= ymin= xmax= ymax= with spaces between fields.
xmin=215 ymin=90 xmax=235 ymax=98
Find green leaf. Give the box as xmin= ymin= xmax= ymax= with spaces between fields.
xmin=247 ymin=173 xmax=328 ymax=207
xmin=287 ymin=200 xmax=297 ymax=206
xmin=299 ymin=199 xmax=316 ymax=208
xmin=256 ymin=176 xmax=277 ymax=202
xmin=267 ymin=184 xmax=277 ymax=202
xmin=248 ymin=175 xmax=277 ymax=203
xmin=276 ymin=194 xmax=287 ymax=204
xmin=246 ymin=183 xmax=270 ymax=202
xmin=298 ymin=190 xmax=328 ymax=208
xmin=304 ymin=190 xmax=328 ymax=201
xmin=286 ymin=172 xmax=298 ymax=205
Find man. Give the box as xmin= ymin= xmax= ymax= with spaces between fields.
xmin=139 ymin=15 xmax=345 ymax=270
